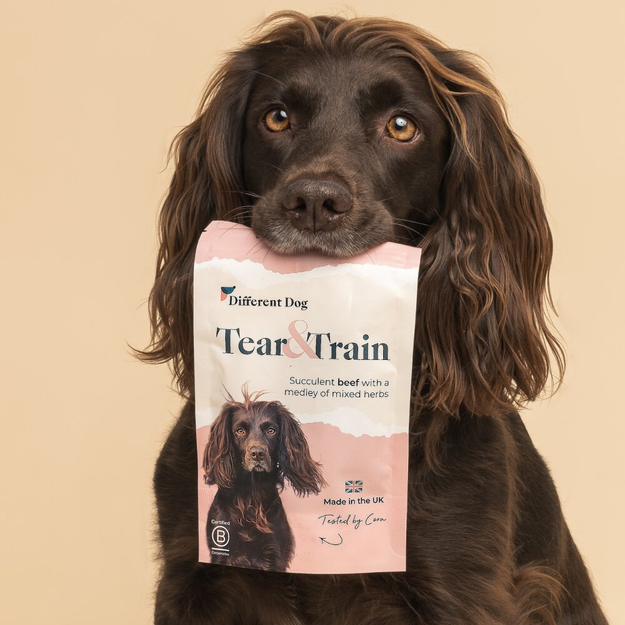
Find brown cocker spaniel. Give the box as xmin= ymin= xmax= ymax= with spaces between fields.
xmin=202 ymin=390 xmax=325 ymax=572
xmin=140 ymin=11 xmax=608 ymax=625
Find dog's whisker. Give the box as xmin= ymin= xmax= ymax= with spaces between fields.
xmin=364 ymin=249 xmax=376 ymax=264
xmin=222 ymin=205 xmax=255 ymax=220
xmin=394 ymin=223 xmax=420 ymax=235
xmin=265 ymin=162 xmax=289 ymax=176
xmin=218 ymin=221 xmax=244 ymax=240
xmin=393 ymin=217 xmax=432 ymax=228
xmin=247 ymin=69 xmax=287 ymax=88
xmin=246 ymin=238 xmax=266 ymax=257
xmin=393 ymin=221 xmax=422 ymax=237
xmin=224 ymin=190 xmax=263 ymax=199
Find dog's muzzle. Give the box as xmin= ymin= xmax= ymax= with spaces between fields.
xmin=244 ymin=445 xmax=272 ymax=472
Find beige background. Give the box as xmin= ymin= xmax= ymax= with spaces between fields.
xmin=1 ymin=1 xmax=623 ymax=623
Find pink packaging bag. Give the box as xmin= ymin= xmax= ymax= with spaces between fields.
xmin=194 ymin=221 xmax=420 ymax=573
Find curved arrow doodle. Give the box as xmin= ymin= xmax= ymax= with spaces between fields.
xmin=319 ymin=534 xmax=344 ymax=546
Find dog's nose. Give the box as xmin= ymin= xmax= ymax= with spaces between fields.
xmin=250 ymin=447 xmax=265 ymax=461
xmin=282 ymin=178 xmax=352 ymax=232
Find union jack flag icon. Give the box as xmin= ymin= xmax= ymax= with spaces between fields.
xmin=345 ymin=480 xmax=363 ymax=493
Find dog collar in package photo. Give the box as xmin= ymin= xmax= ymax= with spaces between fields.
xmin=193 ymin=221 xmax=420 ymax=574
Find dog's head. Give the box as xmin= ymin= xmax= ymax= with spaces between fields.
xmin=241 ymin=32 xmax=449 ymax=257
xmin=203 ymin=390 xmax=326 ymax=496
xmin=140 ymin=11 xmax=564 ymax=419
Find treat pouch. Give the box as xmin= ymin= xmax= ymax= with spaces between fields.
xmin=194 ymin=221 xmax=420 ymax=574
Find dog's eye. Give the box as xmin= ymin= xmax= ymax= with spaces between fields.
xmin=266 ymin=427 xmax=277 ymax=436
xmin=386 ymin=115 xmax=418 ymax=142
xmin=263 ymin=108 xmax=290 ymax=132
xmin=235 ymin=427 xmax=246 ymax=436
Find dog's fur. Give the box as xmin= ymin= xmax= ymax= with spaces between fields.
xmin=202 ymin=390 xmax=325 ymax=572
xmin=140 ymin=11 xmax=608 ymax=624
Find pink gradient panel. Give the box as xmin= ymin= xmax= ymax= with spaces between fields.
xmin=197 ymin=423 xmax=409 ymax=574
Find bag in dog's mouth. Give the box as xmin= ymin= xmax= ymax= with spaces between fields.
xmin=194 ymin=220 xmax=420 ymax=574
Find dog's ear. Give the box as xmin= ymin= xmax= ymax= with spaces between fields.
xmin=135 ymin=48 xmax=258 ymax=397
xmin=203 ymin=403 xmax=237 ymax=488
xmin=413 ymin=50 xmax=565 ymax=419
xmin=272 ymin=402 xmax=327 ymax=497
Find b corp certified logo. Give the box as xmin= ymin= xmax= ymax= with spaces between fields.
xmin=211 ymin=525 xmax=230 ymax=548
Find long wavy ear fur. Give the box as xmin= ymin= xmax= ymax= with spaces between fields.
xmin=274 ymin=402 xmax=327 ymax=496
xmin=203 ymin=403 xmax=237 ymax=488
xmin=412 ymin=49 xmax=565 ymax=417
xmin=134 ymin=46 xmax=258 ymax=397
